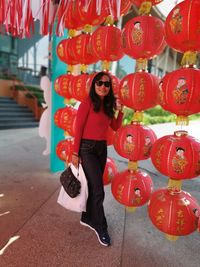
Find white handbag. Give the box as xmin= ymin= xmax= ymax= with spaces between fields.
xmin=57 ymin=163 xmax=88 ymax=212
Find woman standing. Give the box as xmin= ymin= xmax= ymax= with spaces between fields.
xmin=72 ymin=71 xmax=123 ymax=246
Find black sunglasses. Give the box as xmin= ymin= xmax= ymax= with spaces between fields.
xmin=95 ymin=80 xmax=111 ymax=88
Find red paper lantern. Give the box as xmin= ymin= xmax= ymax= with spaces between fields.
xmin=91 ymin=25 xmax=124 ymax=62
xmin=103 ymin=157 xmax=118 ymax=185
xmin=56 ymin=138 xmax=74 ymax=163
xmin=54 ymin=74 xmax=73 ymax=99
xmin=76 ymin=1 xmax=107 ymax=27
xmin=104 ymin=0 xmax=132 ymax=20
xmin=71 ymin=73 xmax=91 ymax=102
xmin=64 ymin=1 xmax=84 ymax=30
xmin=70 ymin=33 xmax=98 ymax=65
xmin=159 ymin=68 xmax=200 ymax=123
xmin=165 ymin=0 xmax=200 ymax=53
xmin=148 ymin=188 xmax=199 ymax=237
xmin=122 ymin=15 xmax=166 ymax=59
xmin=114 ymin=123 xmax=157 ymax=161
xmin=151 ymin=130 xmax=200 ymax=180
xmin=54 ymin=106 xmax=77 ymax=136
xmin=111 ymin=169 xmax=153 ymax=207
xmin=56 ymin=39 xmax=78 ymax=65
xmin=119 ymin=71 xmax=159 ymax=110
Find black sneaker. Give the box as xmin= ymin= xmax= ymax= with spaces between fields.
xmin=95 ymin=230 xmax=111 ymax=247
xmin=80 ymin=219 xmax=95 ymax=231
xmin=80 ymin=220 xmax=111 ymax=246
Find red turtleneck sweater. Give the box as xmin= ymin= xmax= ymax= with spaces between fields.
xmin=73 ymin=97 xmax=123 ymax=154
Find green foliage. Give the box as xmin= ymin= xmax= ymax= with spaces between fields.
xmin=14 ymin=84 xmax=44 ymax=106
xmin=0 ymin=75 xmax=21 ymax=81
xmin=122 ymin=105 xmax=200 ymax=125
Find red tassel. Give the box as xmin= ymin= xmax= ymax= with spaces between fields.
xmin=56 ymin=0 xmax=70 ymax=36
xmin=0 ymin=0 xmax=5 ymax=24
xmin=42 ymin=0 xmax=50 ymax=35
xmin=49 ymin=2 xmax=58 ymax=35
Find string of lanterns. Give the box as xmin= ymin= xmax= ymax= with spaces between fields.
xmin=51 ymin=0 xmax=200 ymax=241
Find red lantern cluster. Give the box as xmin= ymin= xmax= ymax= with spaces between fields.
xmin=103 ymin=157 xmax=118 ymax=185
xmin=56 ymin=39 xmax=78 ymax=65
xmin=148 ymin=188 xmax=199 ymax=238
xmin=76 ymin=1 xmax=107 ymax=27
xmin=159 ymin=67 xmax=200 ymax=120
xmin=70 ymin=33 xmax=98 ymax=65
xmin=54 ymin=106 xmax=77 ymax=136
xmin=91 ymin=25 xmax=124 ymax=62
xmin=119 ymin=71 xmax=159 ymax=110
xmin=104 ymin=0 xmax=132 ymax=20
xmin=71 ymin=73 xmax=92 ymax=102
xmin=122 ymin=15 xmax=166 ymax=60
xmin=56 ymin=138 xmax=74 ymax=163
xmin=54 ymin=73 xmax=73 ymax=99
xmin=114 ymin=122 xmax=157 ymax=161
xmin=63 ymin=0 xmax=132 ymax=30
xmin=151 ymin=130 xmax=200 ymax=181
xmin=111 ymin=169 xmax=153 ymax=207
xmin=165 ymin=0 xmax=200 ymax=53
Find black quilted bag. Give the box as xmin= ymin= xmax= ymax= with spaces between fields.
xmin=60 ymin=166 xmax=81 ymax=198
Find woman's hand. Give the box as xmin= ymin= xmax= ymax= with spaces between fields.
xmin=71 ymin=153 xmax=79 ymax=169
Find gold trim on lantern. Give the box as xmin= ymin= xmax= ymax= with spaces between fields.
xmin=126 ymin=206 xmax=137 ymax=213
xmin=181 ymin=51 xmax=198 ymax=67
xmin=68 ymin=65 xmax=74 ymax=73
xmin=64 ymin=99 xmax=71 ymax=105
xmin=165 ymin=234 xmax=179 ymax=241
xmin=168 ymin=178 xmax=182 ymax=192
xmin=104 ymin=15 xmax=115 ymax=26
xmin=139 ymin=1 xmax=152 ymax=15
xmin=135 ymin=59 xmax=148 ymax=72
xmin=80 ymin=64 xmax=88 ymax=73
xmin=176 ymin=116 xmax=189 ymax=126
xmin=102 ymin=60 xmax=111 ymax=71
xmin=132 ymin=111 xmax=144 ymax=122
xmin=174 ymin=130 xmax=188 ymax=137
xmin=83 ymin=24 xmax=93 ymax=33
xmin=68 ymin=29 xmax=77 ymax=38
xmin=128 ymin=161 xmax=138 ymax=172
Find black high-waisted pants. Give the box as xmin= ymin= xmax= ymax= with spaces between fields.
xmin=79 ymin=139 xmax=107 ymax=234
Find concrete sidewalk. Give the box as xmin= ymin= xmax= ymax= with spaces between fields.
xmin=0 ymin=121 xmax=200 ymax=267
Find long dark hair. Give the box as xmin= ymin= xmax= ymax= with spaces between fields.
xmin=89 ymin=71 xmax=116 ymax=118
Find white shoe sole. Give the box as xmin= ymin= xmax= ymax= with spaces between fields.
xmin=80 ymin=221 xmax=110 ymax=247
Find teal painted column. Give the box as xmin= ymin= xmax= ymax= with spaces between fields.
xmin=50 ymin=29 xmax=68 ymax=172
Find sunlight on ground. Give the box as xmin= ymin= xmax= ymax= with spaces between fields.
xmin=0 ymin=236 xmax=20 ymax=255
xmin=0 ymin=211 xmax=10 ymax=217
xmin=0 ymin=194 xmax=4 ymax=197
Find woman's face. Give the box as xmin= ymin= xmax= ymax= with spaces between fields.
xmin=95 ymin=75 xmax=111 ymax=99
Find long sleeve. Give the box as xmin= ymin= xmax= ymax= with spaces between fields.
xmin=110 ymin=110 xmax=123 ymax=131
xmin=73 ymin=98 xmax=91 ymax=154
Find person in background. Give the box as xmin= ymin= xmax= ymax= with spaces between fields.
xmin=38 ymin=65 xmax=51 ymax=155
xmin=72 ymin=71 xmax=123 ymax=247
